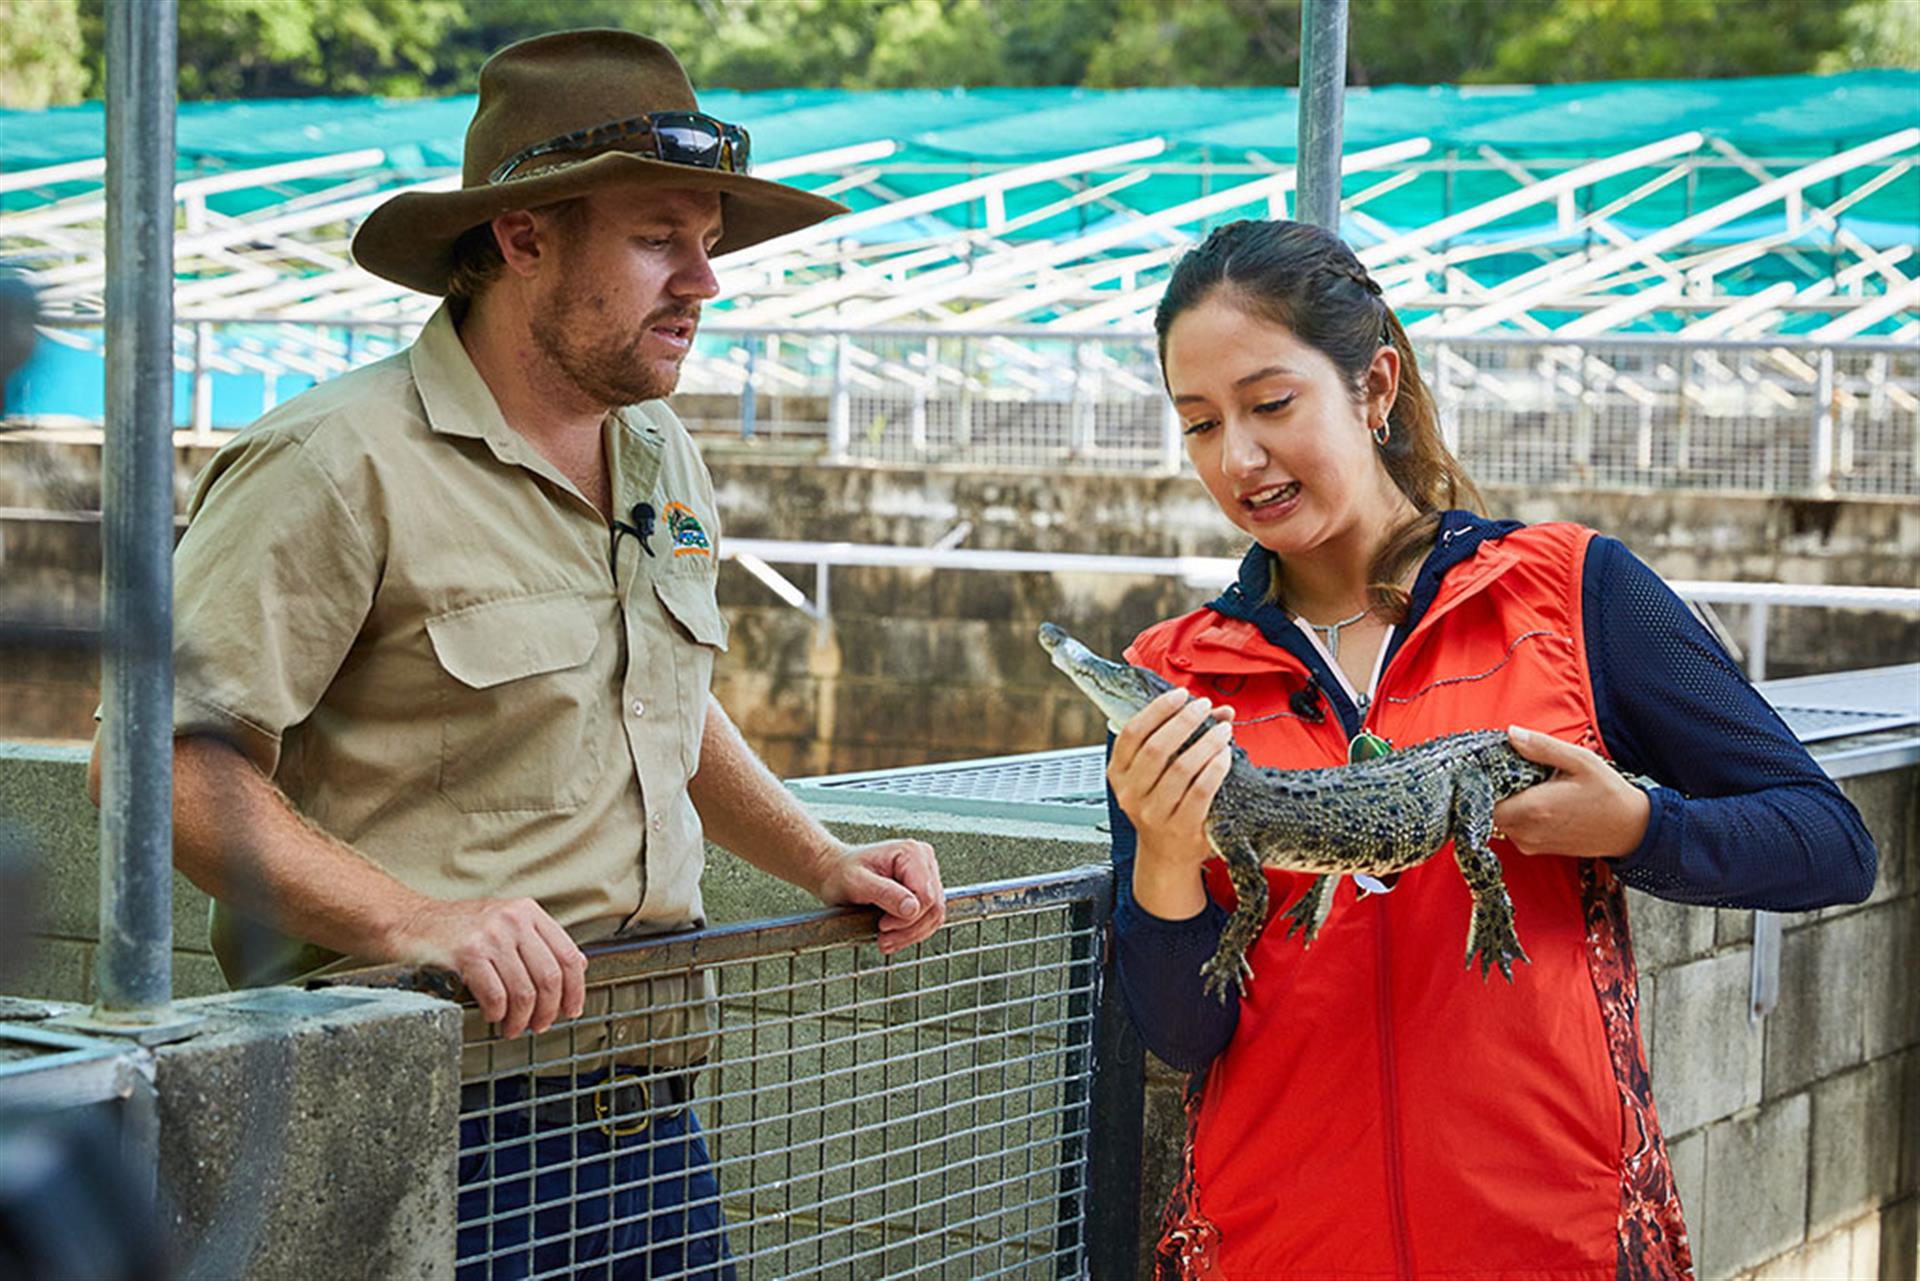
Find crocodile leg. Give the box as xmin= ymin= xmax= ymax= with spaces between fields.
xmin=1450 ymin=775 xmax=1530 ymax=981
xmin=1278 ymin=874 xmax=1337 ymax=946
xmin=1200 ymin=835 xmax=1267 ymax=1003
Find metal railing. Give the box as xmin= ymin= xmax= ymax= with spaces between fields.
xmin=335 ymin=870 xmax=1143 ymax=1280
xmin=717 ymin=537 xmax=1920 ymax=684
xmin=12 ymin=318 xmax=1918 ymax=498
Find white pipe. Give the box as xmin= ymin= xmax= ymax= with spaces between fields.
xmin=1435 ymin=130 xmax=1920 ymax=334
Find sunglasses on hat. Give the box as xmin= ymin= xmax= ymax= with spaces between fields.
xmin=489 ymin=111 xmax=752 ymax=186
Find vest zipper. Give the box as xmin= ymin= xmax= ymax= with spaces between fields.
xmin=1376 ymin=901 xmax=1416 ymax=1280
xmin=1365 ymin=655 xmax=1414 ymax=1279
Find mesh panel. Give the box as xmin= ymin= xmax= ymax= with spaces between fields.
xmin=453 ymin=877 xmax=1107 ymax=1280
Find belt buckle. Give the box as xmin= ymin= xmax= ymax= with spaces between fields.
xmin=593 ymin=1074 xmax=652 ymax=1138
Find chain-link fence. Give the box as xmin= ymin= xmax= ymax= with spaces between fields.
xmin=15 ymin=318 xmax=1916 ymax=497
xmin=1428 ymin=339 xmax=1919 ymax=497
xmin=334 ymin=870 xmax=1143 ymax=1281
xmin=746 ymin=331 xmax=1914 ymax=497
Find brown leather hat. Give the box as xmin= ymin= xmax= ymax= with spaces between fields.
xmin=350 ymin=29 xmax=847 ymax=295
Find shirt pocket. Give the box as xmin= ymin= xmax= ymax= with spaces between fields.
xmin=426 ymin=593 xmax=607 ymax=814
xmin=650 ymin=571 xmax=728 ymax=775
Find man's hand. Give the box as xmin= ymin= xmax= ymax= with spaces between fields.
xmin=816 ymin=839 xmax=946 ymax=954
xmin=1492 ymin=725 xmax=1652 ymax=861
xmin=388 ymin=897 xmax=587 ymax=1039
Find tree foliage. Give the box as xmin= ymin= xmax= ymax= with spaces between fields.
xmin=18 ymin=0 xmax=1915 ymax=106
xmin=0 ymin=0 xmax=89 ymax=109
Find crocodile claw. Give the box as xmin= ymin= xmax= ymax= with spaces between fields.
xmin=1279 ymin=888 xmax=1319 ymax=943
xmin=1278 ymin=875 xmax=1334 ymax=946
xmin=1464 ymin=892 xmax=1530 ymax=982
xmin=1199 ymin=946 xmax=1254 ymax=1003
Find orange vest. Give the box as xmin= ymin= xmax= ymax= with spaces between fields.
xmin=1129 ymin=523 xmax=1691 ymax=1281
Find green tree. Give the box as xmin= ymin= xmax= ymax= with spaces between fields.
xmin=1487 ymin=0 xmax=1857 ymax=82
xmin=0 ymin=0 xmax=89 ymax=107
xmin=1348 ymin=0 xmax=1556 ymax=86
xmin=77 ymin=0 xmax=467 ymax=99
xmin=1818 ymin=0 xmax=1920 ymax=70
xmin=1083 ymin=0 xmax=1302 ymax=88
xmin=45 ymin=0 xmax=1915 ymax=101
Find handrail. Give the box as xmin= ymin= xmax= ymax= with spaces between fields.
xmin=724 ymin=537 xmax=1920 ymax=612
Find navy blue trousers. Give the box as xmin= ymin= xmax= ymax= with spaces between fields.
xmin=456 ymin=1071 xmax=736 ymax=1280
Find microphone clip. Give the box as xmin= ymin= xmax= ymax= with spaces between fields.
xmin=613 ymin=502 xmax=656 ymax=557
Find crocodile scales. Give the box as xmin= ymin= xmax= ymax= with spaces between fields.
xmin=1039 ymin=622 xmax=1550 ymax=1002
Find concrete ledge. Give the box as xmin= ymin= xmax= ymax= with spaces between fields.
xmin=150 ymin=986 xmax=461 ymax=1281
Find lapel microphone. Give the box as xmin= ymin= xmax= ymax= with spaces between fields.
xmin=1289 ymin=675 xmax=1326 ymax=724
xmin=611 ymin=502 xmax=657 ymax=557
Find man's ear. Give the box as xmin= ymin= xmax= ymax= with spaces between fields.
xmin=492 ymin=210 xmax=544 ymax=279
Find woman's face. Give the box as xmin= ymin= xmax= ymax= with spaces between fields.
xmin=1163 ymin=291 xmax=1400 ymax=561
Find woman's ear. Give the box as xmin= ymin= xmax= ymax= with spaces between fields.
xmin=1367 ymin=340 xmax=1401 ymax=427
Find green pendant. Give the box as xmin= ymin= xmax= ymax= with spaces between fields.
xmin=1348 ymin=730 xmax=1393 ymax=763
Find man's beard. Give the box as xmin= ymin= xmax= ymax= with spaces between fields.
xmin=530 ymin=286 xmax=694 ymax=408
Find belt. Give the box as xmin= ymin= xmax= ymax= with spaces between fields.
xmin=463 ymin=1069 xmax=694 ymax=1138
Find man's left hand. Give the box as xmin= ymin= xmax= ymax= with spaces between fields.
xmin=818 ymin=839 xmax=945 ymax=954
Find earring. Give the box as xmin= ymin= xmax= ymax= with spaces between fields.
xmin=1371 ymin=418 xmax=1391 ymax=446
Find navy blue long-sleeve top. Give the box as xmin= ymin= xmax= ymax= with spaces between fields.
xmin=1111 ymin=512 xmax=1879 ymax=1072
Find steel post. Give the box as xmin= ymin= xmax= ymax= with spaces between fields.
xmin=1296 ymin=0 xmax=1351 ymax=231
xmin=1812 ymin=347 xmax=1836 ymax=496
xmin=828 ymin=332 xmax=851 ymax=461
xmin=96 ymin=0 xmax=179 ymax=1018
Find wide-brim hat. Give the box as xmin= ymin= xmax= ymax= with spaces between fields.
xmin=351 ymin=29 xmax=847 ymax=296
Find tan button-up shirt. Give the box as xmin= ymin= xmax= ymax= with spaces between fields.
xmin=172 ymin=305 xmax=728 ymax=993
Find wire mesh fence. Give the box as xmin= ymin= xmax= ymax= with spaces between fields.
xmin=771 ymin=332 xmax=1916 ymax=496
xmin=1430 ymin=339 xmax=1920 ymax=497
xmin=16 ymin=317 xmax=1916 ymax=496
xmin=339 ymin=869 xmax=1140 ymax=1281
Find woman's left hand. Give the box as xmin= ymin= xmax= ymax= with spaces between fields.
xmin=1491 ymin=725 xmax=1651 ymax=860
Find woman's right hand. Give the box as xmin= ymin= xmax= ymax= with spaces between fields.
xmin=1109 ymin=688 xmax=1235 ymax=919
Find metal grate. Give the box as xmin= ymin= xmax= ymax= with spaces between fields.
xmin=791 ymin=749 xmax=1110 ymax=825
xmin=1773 ymin=703 xmax=1919 ymax=743
xmin=442 ymin=871 xmax=1131 ymax=1280
xmin=789 ymin=674 xmax=1920 ymax=821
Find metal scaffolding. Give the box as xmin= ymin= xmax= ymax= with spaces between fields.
xmin=3 ymin=78 xmax=1916 ymax=480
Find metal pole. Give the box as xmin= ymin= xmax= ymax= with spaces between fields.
xmin=1296 ymin=0 xmax=1351 ymax=231
xmin=1080 ymin=874 xmax=1145 ymax=1280
xmin=828 ymin=333 xmax=851 ymax=462
xmin=739 ymin=342 xmax=757 ymax=440
xmin=1811 ymin=347 xmax=1836 ymax=497
xmin=96 ymin=0 xmax=178 ymax=1019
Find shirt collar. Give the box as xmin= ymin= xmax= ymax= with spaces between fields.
xmin=408 ymin=304 xmax=524 ymax=456
xmin=1206 ymin=509 xmax=1526 ymax=640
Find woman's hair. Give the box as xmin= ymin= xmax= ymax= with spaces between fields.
xmin=1153 ymin=219 xmax=1484 ymax=620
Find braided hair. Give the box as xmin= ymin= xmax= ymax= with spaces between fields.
xmin=1153 ymin=219 xmax=1485 ymax=619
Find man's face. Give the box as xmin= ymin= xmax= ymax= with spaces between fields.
xmin=528 ymin=183 xmax=723 ymax=407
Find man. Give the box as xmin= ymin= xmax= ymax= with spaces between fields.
xmin=88 ymin=28 xmax=944 ymax=1277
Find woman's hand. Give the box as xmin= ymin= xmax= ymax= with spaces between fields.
xmin=1492 ymin=725 xmax=1651 ymax=860
xmin=1109 ymin=688 xmax=1236 ymax=919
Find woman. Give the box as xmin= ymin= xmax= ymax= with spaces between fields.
xmin=1107 ymin=219 xmax=1876 ymax=1280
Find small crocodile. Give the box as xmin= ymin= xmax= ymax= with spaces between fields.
xmin=1039 ymin=622 xmax=1550 ymax=1002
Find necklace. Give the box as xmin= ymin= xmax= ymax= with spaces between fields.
xmin=1299 ymin=607 xmax=1369 ymax=659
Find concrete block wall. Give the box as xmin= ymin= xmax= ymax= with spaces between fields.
xmin=1654 ymin=761 xmax=1919 ymax=1281
xmin=4 ymin=436 xmax=1916 ymax=764
xmin=0 ymin=742 xmax=226 ymax=1003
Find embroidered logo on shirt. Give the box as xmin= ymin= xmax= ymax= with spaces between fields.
xmin=663 ymin=502 xmax=712 ymax=557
